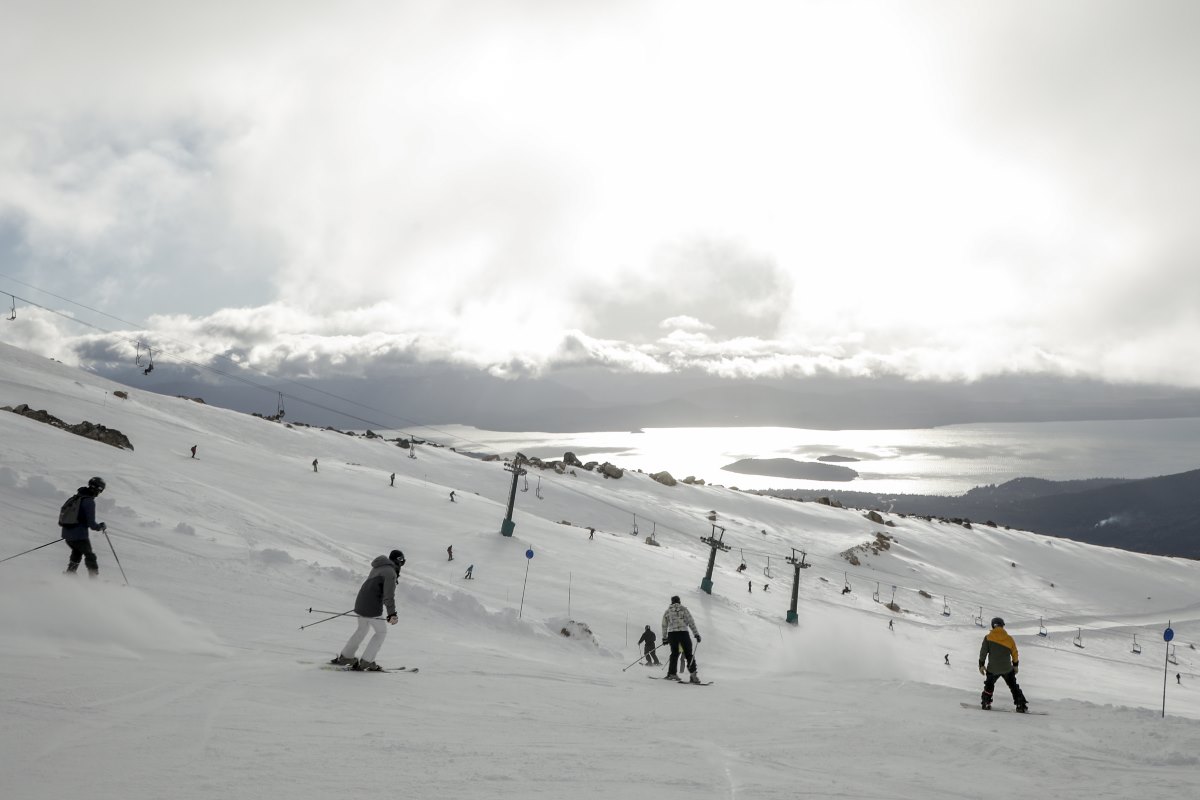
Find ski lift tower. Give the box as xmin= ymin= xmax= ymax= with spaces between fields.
xmin=785 ymin=548 xmax=810 ymax=625
xmin=699 ymin=524 xmax=731 ymax=595
xmin=500 ymin=461 xmax=527 ymax=537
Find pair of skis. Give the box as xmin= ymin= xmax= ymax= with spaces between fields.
xmin=648 ymin=676 xmax=712 ymax=686
xmin=313 ymin=662 xmax=418 ymax=674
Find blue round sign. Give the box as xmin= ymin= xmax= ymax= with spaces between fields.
xmin=526 ymin=549 xmax=534 ymax=560
xmin=1164 ymin=627 xmax=1175 ymax=642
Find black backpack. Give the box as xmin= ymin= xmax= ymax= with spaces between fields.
xmin=58 ymin=493 xmax=84 ymax=527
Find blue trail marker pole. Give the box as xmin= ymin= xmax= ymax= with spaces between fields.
xmin=519 ymin=548 xmax=535 ymax=619
xmin=1163 ymin=623 xmax=1174 ymax=718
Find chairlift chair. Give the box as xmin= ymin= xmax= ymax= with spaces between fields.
xmin=871 ymin=582 xmax=880 ymax=603
xmin=1132 ymin=634 xmax=1142 ymax=655
xmin=1037 ymin=617 xmax=1048 ymax=637
xmin=1073 ymin=628 xmax=1085 ymax=648
xmin=276 ymin=392 xmax=285 ymax=419
xmin=1168 ymin=645 xmax=1179 ymax=665
xmin=763 ymin=556 xmax=773 ymax=580
xmin=974 ymin=607 xmax=984 ymax=628
xmin=631 ymin=514 xmax=639 ymax=536
xmin=890 ymin=585 xmax=897 ymax=606
xmin=535 ymin=476 xmax=543 ymax=500
xmin=843 ymin=573 xmax=852 ymax=593
xmin=6 ymin=294 xmax=15 ymax=321
xmin=522 ymin=474 xmax=529 ymax=492
xmin=942 ymin=596 xmax=951 ymax=617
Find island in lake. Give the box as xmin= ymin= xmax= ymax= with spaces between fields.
xmin=721 ymin=458 xmax=859 ymax=482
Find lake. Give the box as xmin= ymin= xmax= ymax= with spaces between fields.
xmin=422 ymin=417 xmax=1200 ymax=496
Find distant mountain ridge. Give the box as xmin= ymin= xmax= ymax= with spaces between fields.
xmin=760 ymin=470 xmax=1200 ymax=559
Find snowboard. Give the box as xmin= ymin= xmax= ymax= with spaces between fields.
xmin=960 ymin=702 xmax=1045 ymax=715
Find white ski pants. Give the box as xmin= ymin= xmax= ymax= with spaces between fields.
xmin=341 ymin=616 xmax=387 ymax=663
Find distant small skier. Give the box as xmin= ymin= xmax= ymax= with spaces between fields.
xmin=747 ymin=581 xmax=752 ymax=593
xmin=944 ymin=653 xmax=951 ymax=666
xmin=638 ymin=625 xmax=661 ymax=666
xmin=763 ymin=583 xmax=769 ymax=592
xmin=312 ymin=458 xmax=318 ymax=473
xmin=59 ymin=476 xmax=108 ymax=578
xmin=888 ymin=619 xmax=894 ymax=631
xmin=1177 ymin=673 xmax=1182 ymax=685
xmin=389 ymin=473 xmax=395 ymax=487
xmin=464 ymin=564 xmax=474 ymax=580
xmin=980 ymin=617 xmax=1028 ymax=712
xmin=447 ymin=545 xmax=453 ymax=562
xmin=190 ymin=445 xmax=197 ymax=459
xmin=330 ymin=549 xmax=404 ymax=671
xmin=661 ymin=595 xmax=702 ymax=683
xmin=449 ymin=490 xmax=456 ymax=502
xmin=588 ymin=527 xmax=594 ymax=540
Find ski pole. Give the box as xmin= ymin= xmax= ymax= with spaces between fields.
xmin=103 ymin=530 xmax=130 ymax=586
xmin=622 ymin=643 xmax=667 ymax=672
xmin=299 ymin=608 xmax=382 ymax=631
xmin=0 ymin=538 xmax=61 ymax=565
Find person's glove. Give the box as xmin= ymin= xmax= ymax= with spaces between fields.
xmin=978 ymin=665 xmax=986 ymax=675
xmin=387 ymin=615 xmax=398 ymax=625
xmin=97 ymin=522 xmax=107 ymax=531
xmin=1012 ymin=663 xmax=1018 ymax=676
xmin=695 ymin=634 xmax=702 ymax=643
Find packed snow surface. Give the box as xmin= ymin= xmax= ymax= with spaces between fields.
xmin=2 ymin=340 xmax=1199 ymax=800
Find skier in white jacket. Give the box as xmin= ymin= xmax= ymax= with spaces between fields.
xmin=661 ymin=595 xmax=702 ymax=683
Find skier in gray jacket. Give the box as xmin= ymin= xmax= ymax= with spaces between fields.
xmin=661 ymin=595 xmax=702 ymax=683
xmin=331 ymin=550 xmax=405 ymax=671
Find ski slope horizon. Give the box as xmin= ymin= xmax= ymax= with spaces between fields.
xmin=2 ymin=339 xmax=1199 ymax=800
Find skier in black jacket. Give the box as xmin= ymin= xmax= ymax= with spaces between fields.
xmin=60 ymin=477 xmax=108 ymax=577
xmin=638 ymin=625 xmax=661 ymax=665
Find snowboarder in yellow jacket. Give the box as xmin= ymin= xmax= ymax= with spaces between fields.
xmin=979 ymin=617 xmax=1029 ymax=712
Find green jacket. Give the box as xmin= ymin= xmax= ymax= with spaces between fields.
xmin=980 ymin=627 xmax=1019 ymax=675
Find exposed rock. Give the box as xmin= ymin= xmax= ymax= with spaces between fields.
xmin=815 ymin=496 xmax=844 ymax=508
xmin=918 ymin=590 xmax=932 ymax=599
xmin=113 ymin=391 xmax=128 ymax=399
xmin=885 ymin=602 xmax=902 ymax=613
xmin=650 ymin=470 xmax=677 ymax=487
xmin=599 ymin=462 xmax=623 ymax=479
xmin=864 ymin=510 xmax=886 ymax=525
xmin=4 ymin=404 xmax=134 ymax=450
xmin=582 ymin=461 xmax=598 ymax=472
xmin=563 ymin=451 xmax=584 ymax=468
xmin=839 ymin=532 xmax=894 ymax=565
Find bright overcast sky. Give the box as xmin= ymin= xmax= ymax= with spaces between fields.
xmin=2 ymin=0 xmax=1199 ymax=386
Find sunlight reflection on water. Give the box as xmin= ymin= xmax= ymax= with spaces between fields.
xmin=420 ymin=418 xmax=1200 ymax=496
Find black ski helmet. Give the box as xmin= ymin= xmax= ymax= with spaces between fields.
xmin=389 ymin=549 xmax=406 ymax=569
xmin=670 ymin=595 xmax=681 ymax=604
xmin=991 ymin=617 xmax=1005 ymax=629
xmin=88 ymin=476 xmax=106 ymax=492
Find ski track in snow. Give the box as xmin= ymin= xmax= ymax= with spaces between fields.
xmin=1 ymin=339 xmax=1200 ymax=799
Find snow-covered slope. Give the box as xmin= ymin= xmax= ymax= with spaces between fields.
xmin=2 ymin=339 xmax=1199 ymax=800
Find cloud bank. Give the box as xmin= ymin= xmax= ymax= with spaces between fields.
xmin=2 ymin=1 xmax=1200 ymax=388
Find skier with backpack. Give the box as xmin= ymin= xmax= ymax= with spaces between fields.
xmin=979 ymin=617 xmax=1029 ymax=712
xmin=661 ymin=595 xmax=702 ymax=683
xmin=330 ymin=550 xmax=405 ymax=671
xmin=59 ymin=477 xmax=108 ymax=577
